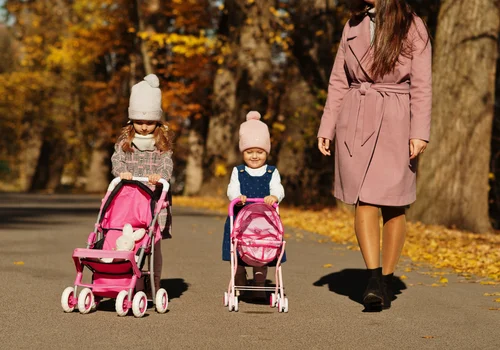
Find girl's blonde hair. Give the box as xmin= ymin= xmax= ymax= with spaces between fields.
xmin=118 ymin=121 xmax=173 ymax=153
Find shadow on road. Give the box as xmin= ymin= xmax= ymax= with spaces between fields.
xmin=160 ymin=278 xmax=189 ymax=299
xmin=0 ymin=208 xmax=99 ymax=229
xmin=96 ymin=278 xmax=189 ymax=312
xmin=313 ymin=268 xmax=406 ymax=306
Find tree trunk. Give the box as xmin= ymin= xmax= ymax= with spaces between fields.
xmin=184 ymin=126 xmax=205 ymax=195
xmin=204 ymin=0 xmax=273 ymax=194
xmin=275 ymin=0 xmax=342 ymax=206
xmin=409 ymin=0 xmax=500 ymax=233
xmin=85 ymin=135 xmax=112 ymax=193
xmin=29 ymin=134 xmax=66 ymax=193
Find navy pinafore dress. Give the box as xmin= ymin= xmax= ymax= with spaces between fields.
xmin=222 ymin=164 xmax=286 ymax=265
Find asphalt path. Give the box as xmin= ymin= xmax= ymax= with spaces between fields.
xmin=0 ymin=193 xmax=498 ymax=349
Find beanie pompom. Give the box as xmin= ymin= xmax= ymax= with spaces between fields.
xmin=144 ymin=74 xmax=160 ymax=88
xmin=246 ymin=111 xmax=261 ymax=121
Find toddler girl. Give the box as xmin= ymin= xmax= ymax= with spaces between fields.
xmin=111 ymin=74 xmax=173 ymax=295
xmin=222 ymin=111 xmax=285 ymax=299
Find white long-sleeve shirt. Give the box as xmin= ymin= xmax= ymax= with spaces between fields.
xmin=227 ymin=165 xmax=285 ymax=203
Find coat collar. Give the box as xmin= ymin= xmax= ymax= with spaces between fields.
xmin=347 ymin=16 xmax=373 ymax=81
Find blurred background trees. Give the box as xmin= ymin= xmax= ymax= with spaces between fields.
xmin=1 ymin=0 xmax=500 ymax=233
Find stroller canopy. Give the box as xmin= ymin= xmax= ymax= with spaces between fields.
xmin=100 ymin=181 xmax=156 ymax=251
xmin=233 ymin=203 xmax=284 ymax=266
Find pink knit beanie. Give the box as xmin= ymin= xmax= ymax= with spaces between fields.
xmin=239 ymin=111 xmax=271 ymax=153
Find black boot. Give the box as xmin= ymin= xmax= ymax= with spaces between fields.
xmin=382 ymin=273 xmax=394 ymax=309
xmin=363 ymin=267 xmax=383 ymax=310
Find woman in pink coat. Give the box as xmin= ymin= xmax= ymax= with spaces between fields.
xmin=317 ymin=0 xmax=431 ymax=310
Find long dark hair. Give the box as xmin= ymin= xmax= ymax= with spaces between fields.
xmin=349 ymin=0 xmax=423 ymax=78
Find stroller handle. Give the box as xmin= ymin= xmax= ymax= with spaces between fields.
xmin=107 ymin=177 xmax=170 ymax=192
xmin=228 ymin=197 xmax=278 ymax=216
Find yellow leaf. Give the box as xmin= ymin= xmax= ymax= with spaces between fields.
xmin=315 ymin=30 xmax=324 ymax=36
xmin=422 ymin=336 xmax=435 ymax=339
xmin=404 ymin=267 xmax=412 ymax=272
xmin=480 ymin=281 xmax=498 ymax=285
xmin=489 ymin=307 xmax=500 ymax=310
xmin=323 ymin=264 xmax=333 ymax=268
xmin=439 ymin=276 xmax=448 ymax=284
xmin=214 ymin=163 xmax=227 ymax=177
xmin=13 ymin=261 xmax=24 ymax=265
xmin=431 ymin=283 xmax=440 ymax=287
xmin=400 ymin=275 xmax=408 ymax=280
xmin=495 ymin=298 xmax=500 ymax=303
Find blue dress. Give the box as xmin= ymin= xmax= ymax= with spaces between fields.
xmin=222 ymin=164 xmax=287 ymax=265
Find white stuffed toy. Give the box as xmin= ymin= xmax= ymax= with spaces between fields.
xmin=101 ymin=223 xmax=146 ymax=263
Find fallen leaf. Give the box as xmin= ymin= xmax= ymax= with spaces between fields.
xmin=439 ymin=276 xmax=449 ymax=284
xmin=480 ymin=281 xmax=498 ymax=285
xmin=400 ymin=275 xmax=408 ymax=280
xmin=431 ymin=283 xmax=440 ymax=287
xmin=484 ymin=292 xmax=500 ymax=296
xmin=495 ymin=298 xmax=500 ymax=303
xmin=322 ymin=263 xmax=333 ymax=268
xmin=13 ymin=261 xmax=24 ymax=265
xmin=488 ymin=307 xmax=500 ymax=310
xmin=422 ymin=336 xmax=435 ymax=339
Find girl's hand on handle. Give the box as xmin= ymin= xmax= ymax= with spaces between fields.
xmin=148 ymin=174 xmax=161 ymax=185
xmin=409 ymin=139 xmax=427 ymax=160
xmin=318 ymin=137 xmax=331 ymax=156
xmin=238 ymin=195 xmax=247 ymax=205
xmin=120 ymin=172 xmax=133 ymax=180
xmin=264 ymin=195 xmax=278 ymax=206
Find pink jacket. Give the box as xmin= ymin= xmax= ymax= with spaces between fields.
xmin=318 ymin=15 xmax=432 ymax=206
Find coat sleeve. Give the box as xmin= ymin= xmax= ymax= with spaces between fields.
xmin=227 ymin=167 xmax=241 ymax=201
xmin=158 ymin=151 xmax=174 ymax=181
xmin=409 ymin=16 xmax=432 ymax=142
xmin=270 ymin=169 xmax=285 ymax=203
xmin=111 ymin=143 xmax=128 ymax=177
xmin=317 ymin=22 xmax=351 ymax=140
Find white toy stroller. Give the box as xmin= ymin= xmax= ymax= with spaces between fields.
xmin=224 ymin=198 xmax=288 ymax=312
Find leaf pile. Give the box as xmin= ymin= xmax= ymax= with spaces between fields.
xmin=173 ymin=196 xmax=500 ymax=281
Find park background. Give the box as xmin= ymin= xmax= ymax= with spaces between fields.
xmin=0 ymin=1 xmax=499 ymax=283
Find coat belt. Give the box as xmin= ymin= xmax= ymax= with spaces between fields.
xmin=345 ymin=82 xmax=410 ymax=157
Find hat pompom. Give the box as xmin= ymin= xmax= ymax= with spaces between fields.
xmin=144 ymin=74 xmax=160 ymax=88
xmin=246 ymin=111 xmax=261 ymax=121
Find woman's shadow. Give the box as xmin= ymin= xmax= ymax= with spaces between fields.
xmin=313 ymin=269 xmax=406 ymax=310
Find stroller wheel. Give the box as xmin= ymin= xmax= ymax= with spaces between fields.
xmin=77 ymin=288 xmax=94 ymax=314
xmin=283 ymin=297 xmax=289 ymax=313
xmin=155 ymin=288 xmax=169 ymax=314
xmin=61 ymin=287 xmax=76 ymax=313
xmin=115 ymin=290 xmax=130 ymax=316
xmin=270 ymin=293 xmax=277 ymax=308
xmin=233 ymin=296 xmax=239 ymax=312
xmin=278 ymin=297 xmax=289 ymax=313
xmin=132 ymin=291 xmax=148 ymax=318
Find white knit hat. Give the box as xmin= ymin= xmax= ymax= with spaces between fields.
xmin=128 ymin=74 xmax=163 ymax=121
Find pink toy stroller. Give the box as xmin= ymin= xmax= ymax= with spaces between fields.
xmin=224 ymin=198 xmax=288 ymax=312
xmin=60 ymin=177 xmax=170 ymax=318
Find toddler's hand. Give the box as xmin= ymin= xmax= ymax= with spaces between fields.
xmin=120 ymin=172 xmax=133 ymax=180
xmin=238 ymin=195 xmax=247 ymax=205
xmin=264 ymin=195 xmax=278 ymax=206
xmin=148 ymin=174 xmax=161 ymax=185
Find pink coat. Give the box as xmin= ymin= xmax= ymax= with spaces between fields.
xmin=318 ymin=15 xmax=432 ymax=206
